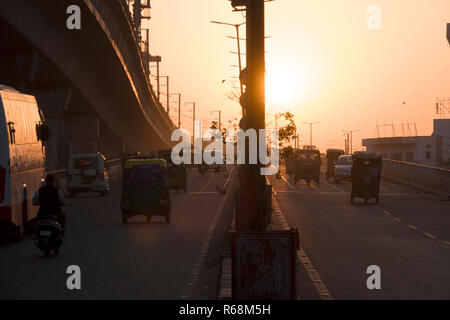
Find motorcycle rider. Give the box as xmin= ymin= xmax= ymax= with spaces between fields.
xmin=32 ymin=174 xmax=69 ymax=231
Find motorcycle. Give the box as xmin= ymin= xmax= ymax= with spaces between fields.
xmin=35 ymin=215 xmax=64 ymax=257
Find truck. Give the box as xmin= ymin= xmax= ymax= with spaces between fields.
xmin=0 ymin=85 xmax=47 ymax=241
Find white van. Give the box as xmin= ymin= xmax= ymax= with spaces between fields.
xmin=67 ymin=153 xmax=110 ymax=197
xmin=0 ymin=85 xmax=47 ymax=240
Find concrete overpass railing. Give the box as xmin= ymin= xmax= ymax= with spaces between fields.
xmin=382 ymin=159 xmax=450 ymax=195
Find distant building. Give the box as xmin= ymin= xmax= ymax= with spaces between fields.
xmin=362 ymin=119 xmax=450 ymax=168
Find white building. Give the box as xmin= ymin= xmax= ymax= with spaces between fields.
xmin=362 ymin=119 xmax=450 ymax=168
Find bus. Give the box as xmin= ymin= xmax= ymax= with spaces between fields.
xmin=0 ymin=85 xmax=47 ymax=241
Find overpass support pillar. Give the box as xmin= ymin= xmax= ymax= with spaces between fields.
xmin=34 ymin=87 xmax=73 ymax=172
xmin=98 ymin=119 xmax=125 ymax=160
xmin=66 ymin=113 xmax=100 ymax=156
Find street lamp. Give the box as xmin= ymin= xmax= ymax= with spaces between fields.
xmin=210 ymin=20 xmax=245 ymax=96
xmin=303 ymin=122 xmax=320 ymax=146
xmin=342 ymin=129 xmax=361 ymax=154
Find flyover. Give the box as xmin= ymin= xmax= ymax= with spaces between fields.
xmin=0 ymin=0 xmax=175 ymax=170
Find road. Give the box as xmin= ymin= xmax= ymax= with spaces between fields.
xmin=0 ymin=167 xmax=233 ymax=299
xmin=269 ymin=168 xmax=450 ymax=299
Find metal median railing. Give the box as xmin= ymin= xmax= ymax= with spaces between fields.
xmin=382 ymin=159 xmax=450 ymax=194
xmin=382 ymin=159 xmax=450 ymax=178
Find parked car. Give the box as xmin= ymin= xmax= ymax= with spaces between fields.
xmin=334 ymin=155 xmax=353 ymax=183
xmin=67 ymin=153 xmax=109 ymax=197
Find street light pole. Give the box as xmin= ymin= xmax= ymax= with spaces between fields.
xmin=161 ymin=76 xmax=170 ymax=113
xmin=211 ymin=110 xmax=222 ymax=131
xmin=342 ymin=129 xmax=361 ymax=154
xmin=303 ymin=121 xmax=320 ymax=146
xmin=211 ymin=20 xmax=246 ymax=96
xmin=185 ymin=102 xmax=196 ymax=137
xmin=170 ymin=93 xmax=181 ymax=128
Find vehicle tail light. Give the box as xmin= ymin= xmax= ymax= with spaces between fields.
xmin=0 ymin=166 xmax=5 ymax=204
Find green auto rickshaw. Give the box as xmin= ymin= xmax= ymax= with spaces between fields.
xmin=350 ymin=152 xmax=382 ymax=204
xmin=121 ymin=158 xmax=171 ymax=224
xmin=158 ymin=149 xmax=187 ymax=193
xmin=294 ymin=146 xmax=321 ymax=185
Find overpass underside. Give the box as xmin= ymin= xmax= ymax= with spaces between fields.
xmin=0 ymin=0 xmax=174 ymax=170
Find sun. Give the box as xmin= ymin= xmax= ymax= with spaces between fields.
xmin=265 ymin=69 xmax=299 ymax=105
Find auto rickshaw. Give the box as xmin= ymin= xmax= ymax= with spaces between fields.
xmin=350 ymin=152 xmax=382 ymax=204
xmin=283 ymin=147 xmax=296 ymax=175
xmin=158 ymin=149 xmax=187 ymax=193
xmin=294 ymin=146 xmax=321 ymax=185
xmin=326 ymin=149 xmax=345 ymax=181
xmin=121 ymin=158 xmax=171 ymax=224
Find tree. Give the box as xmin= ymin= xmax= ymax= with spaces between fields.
xmin=276 ymin=111 xmax=297 ymax=163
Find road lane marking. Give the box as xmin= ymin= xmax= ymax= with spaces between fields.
xmin=271 ymin=194 xmax=333 ymax=300
xmin=424 ymin=232 xmax=436 ymax=239
xmin=281 ymin=175 xmax=296 ymax=191
xmin=182 ymin=167 xmax=235 ymax=299
xmin=265 ymin=176 xmax=277 ymax=195
xmin=200 ymin=172 xmax=216 ymax=192
xmin=376 ymin=206 xmax=443 ymax=243
xmin=322 ymin=179 xmax=346 ymax=194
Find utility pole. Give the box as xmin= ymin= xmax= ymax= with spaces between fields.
xmin=342 ymin=129 xmax=361 ymax=154
xmin=240 ymin=0 xmax=266 ymax=231
xmin=274 ymin=113 xmax=281 ymax=130
xmin=170 ymin=93 xmax=181 ymax=128
xmin=303 ymin=121 xmax=320 ymax=146
xmin=165 ymin=76 xmax=169 ymax=113
xmin=160 ymin=76 xmax=170 ymax=112
xmin=149 ymin=55 xmax=162 ymax=100
xmin=211 ymin=110 xmax=222 ymax=131
xmin=185 ymin=102 xmax=196 ymax=137
xmin=211 ymin=21 xmax=246 ymax=96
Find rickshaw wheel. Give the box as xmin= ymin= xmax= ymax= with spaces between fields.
xmin=122 ymin=216 xmax=128 ymax=224
xmin=376 ymin=196 xmax=379 ymax=204
xmin=364 ymin=197 xmax=368 ymax=204
xmin=146 ymin=215 xmax=152 ymax=223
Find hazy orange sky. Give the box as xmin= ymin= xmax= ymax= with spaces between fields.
xmin=147 ymin=0 xmax=450 ymax=151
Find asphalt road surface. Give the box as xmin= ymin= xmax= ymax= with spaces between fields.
xmin=0 ymin=167 xmax=232 ymax=299
xmin=269 ymin=168 xmax=450 ymax=299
